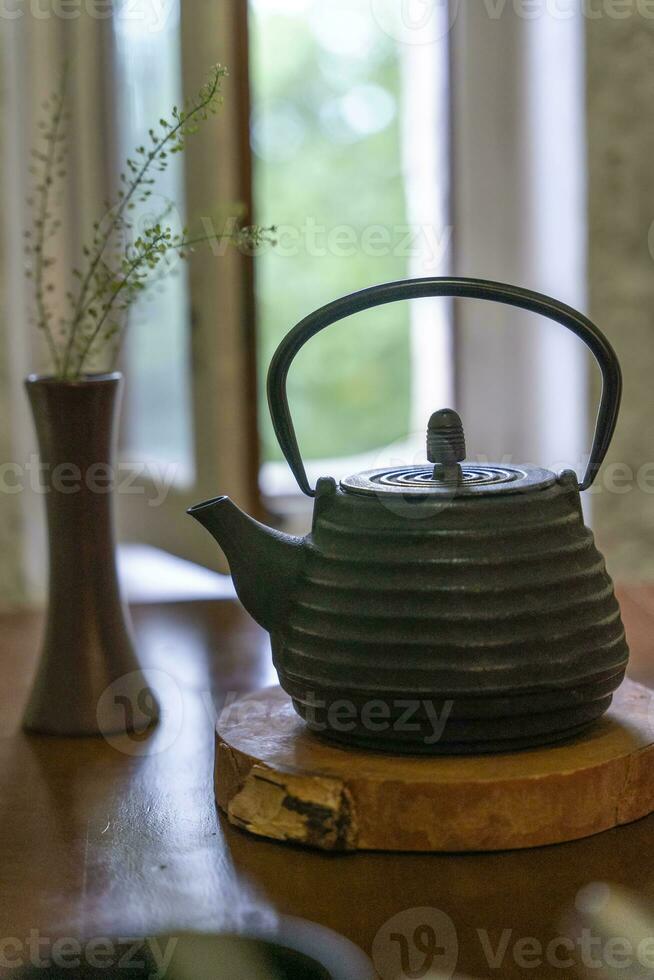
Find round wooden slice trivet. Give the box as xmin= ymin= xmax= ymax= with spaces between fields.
xmin=214 ymin=679 xmax=654 ymax=853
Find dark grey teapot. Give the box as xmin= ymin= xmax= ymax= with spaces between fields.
xmin=189 ymin=278 xmax=628 ymax=754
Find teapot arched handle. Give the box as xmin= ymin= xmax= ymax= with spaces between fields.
xmin=266 ymin=277 xmax=622 ymax=497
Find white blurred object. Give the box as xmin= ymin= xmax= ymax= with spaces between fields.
xmin=570 ymin=882 xmax=654 ymax=979
xmin=118 ymin=544 xmax=235 ymax=603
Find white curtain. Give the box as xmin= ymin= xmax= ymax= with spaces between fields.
xmin=587 ymin=13 xmax=654 ymax=579
xmin=1 ymin=13 xmax=115 ymax=605
xmin=450 ymin=2 xmax=589 ymax=479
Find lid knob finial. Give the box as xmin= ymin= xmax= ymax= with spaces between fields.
xmin=427 ymin=409 xmax=466 ymax=483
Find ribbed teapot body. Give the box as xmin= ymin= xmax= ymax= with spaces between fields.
xmin=272 ymin=477 xmax=628 ymax=753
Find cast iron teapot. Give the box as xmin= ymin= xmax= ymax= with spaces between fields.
xmin=189 ymin=278 xmax=628 ymax=754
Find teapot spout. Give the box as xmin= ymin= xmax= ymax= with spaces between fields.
xmin=187 ymin=496 xmax=305 ymax=632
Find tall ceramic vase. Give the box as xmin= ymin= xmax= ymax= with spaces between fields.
xmin=23 ymin=372 xmax=159 ymax=736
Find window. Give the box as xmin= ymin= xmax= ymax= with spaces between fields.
xmin=2 ymin=1 xmax=588 ymax=596
xmin=250 ymin=2 xmax=587 ymax=508
xmin=114 ymin=0 xmax=195 ymax=487
xmin=249 ymin=0 xmax=453 ymax=499
xmin=111 ymin=1 xmax=257 ymax=569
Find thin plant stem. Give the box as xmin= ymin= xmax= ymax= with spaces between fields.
xmin=32 ymin=68 xmax=68 ymax=375
xmin=61 ymin=66 xmax=225 ymax=378
xmin=72 ymin=201 xmax=175 ymax=331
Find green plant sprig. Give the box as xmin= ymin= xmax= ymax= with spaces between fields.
xmin=73 ymin=222 xmax=275 ymax=374
xmin=61 ymin=64 xmax=228 ymax=378
xmin=26 ymin=63 xmax=275 ymax=381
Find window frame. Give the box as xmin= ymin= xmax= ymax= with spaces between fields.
xmin=115 ymin=0 xmax=263 ymax=569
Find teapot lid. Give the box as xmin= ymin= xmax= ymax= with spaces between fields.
xmin=341 ymin=409 xmax=556 ymax=498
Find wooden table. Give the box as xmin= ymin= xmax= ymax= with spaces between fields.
xmin=1 ymin=587 xmax=654 ymax=979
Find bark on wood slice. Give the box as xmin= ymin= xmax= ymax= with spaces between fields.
xmin=214 ymin=680 xmax=654 ymax=853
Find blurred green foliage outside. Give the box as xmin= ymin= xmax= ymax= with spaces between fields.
xmin=250 ymin=0 xmax=412 ymax=464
